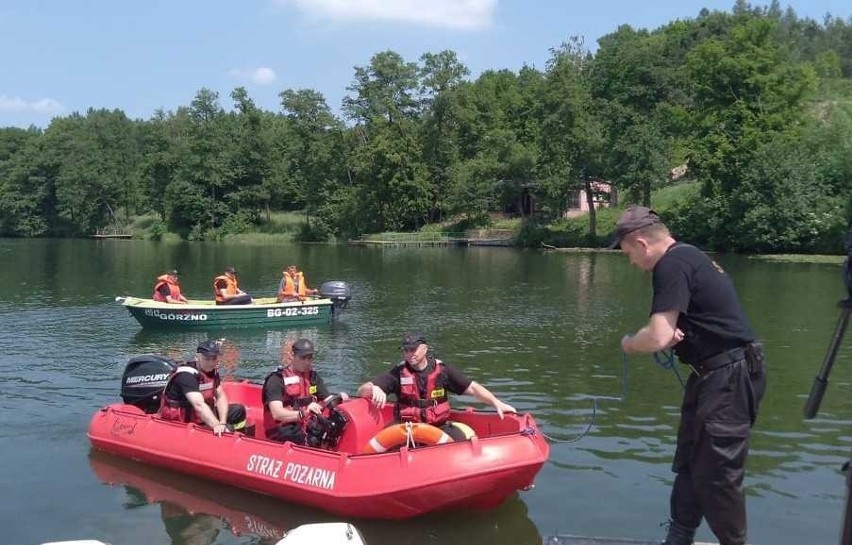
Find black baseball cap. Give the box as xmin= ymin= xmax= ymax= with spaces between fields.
xmin=292 ymin=338 xmax=316 ymax=356
xmin=168 ymin=269 xmax=179 ymax=276
xmin=401 ymin=332 xmax=427 ymax=349
xmin=608 ymin=206 xmax=662 ymax=249
xmin=224 ymin=266 xmax=236 ymax=273
xmin=197 ymin=340 xmax=221 ymax=356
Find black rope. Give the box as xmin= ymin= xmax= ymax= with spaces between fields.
xmin=542 ymin=348 xmax=685 ymax=444
xmin=540 ymin=350 xmax=628 ymax=444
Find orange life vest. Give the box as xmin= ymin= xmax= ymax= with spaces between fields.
xmin=396 ymin=359 xmax=451 ymax=425
xmin=213 ymin=275 xmax=239 ymax=303
xmin=158 ymin=362 xmax=219 ymax=424
xmin=262 ymin=366 xmax=319 ymax=434
xmin=152 ymin=275 xmax=182 ymax=302
xmin=279 ymin=271 xmax=309 ymax=300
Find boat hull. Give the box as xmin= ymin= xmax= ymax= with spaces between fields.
xmin=88 ymin=382 xmax=549 ymax=519
xmin=115 ymin=296 xmax=334 ymax=329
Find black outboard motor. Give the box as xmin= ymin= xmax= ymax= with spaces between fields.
xmin=120 ymin=355 xmax=178 ymax=413
xmin=320 ymin=281 xmax=352 ymax=316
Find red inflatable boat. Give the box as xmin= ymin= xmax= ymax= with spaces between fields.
xmin=88 ymin=379 xmax=549 ymax=520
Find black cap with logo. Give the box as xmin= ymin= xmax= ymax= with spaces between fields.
xmin=197 ymin=340 xmax=221 ymax=356
xmin=401 ymin=332 xmax=427 ymax=349
xmin=608 ymin=206 xmax=662 ymax=249
xmin=292 ymin=338 xmax=316 ymax=356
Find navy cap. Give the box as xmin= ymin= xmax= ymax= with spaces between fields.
xmin=224 ymin=266 xmax=236 ymax=274
xmin=608 ymin=206 xmax=662 ymax=249
xmin=292 ymin=338 xmax=316 ymax=356
xmin=168 ymin=269 xmax=179 ymax=276
xmin=401 ymin=332 xmax=427 ymax=349
xmin=197 ymin=340 xmax=221 ymax=356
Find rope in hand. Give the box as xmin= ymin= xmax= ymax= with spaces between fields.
xmin=541 ymin=348 xmax=685 ymax=444
xmin=652 ymin=348 xmax=686 ymax=388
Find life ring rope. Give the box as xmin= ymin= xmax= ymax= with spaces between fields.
xmin=362 ymin=422 xmax=453 ymax=454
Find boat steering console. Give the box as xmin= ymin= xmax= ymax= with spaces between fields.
xmin=304 ymin=394 xmax=349 ymax=450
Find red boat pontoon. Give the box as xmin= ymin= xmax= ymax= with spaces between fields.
xmin=88 ymin=379 xmax=549 ymax=520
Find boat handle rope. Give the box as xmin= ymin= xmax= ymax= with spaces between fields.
xmin=540 ymin=349 xmax=684 ymax=444
xmin=404 ymin=422 xmax=417 ymax=449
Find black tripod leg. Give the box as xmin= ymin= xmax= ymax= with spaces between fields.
xmin=843 ymin=459 xmax=852 ymax=545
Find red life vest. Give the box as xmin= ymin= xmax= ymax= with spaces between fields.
xmin=152 ymin=275 xmax=182 ymax=302
xmin=396 ymin=358 xmax=451 ymax=425
xmin=158 ymin=362 xmax=219 ymax=424
xmin=213 ymin=275 xmax=238 ymax=303
xmin=262 ymin=366 xmax=319 ymax=433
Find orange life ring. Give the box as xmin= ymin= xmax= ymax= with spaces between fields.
xmin=361 ymin=423 xmax=453 ymax=454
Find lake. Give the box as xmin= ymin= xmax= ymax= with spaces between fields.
xmin=1 ymin=239 xmax=850 ymax=545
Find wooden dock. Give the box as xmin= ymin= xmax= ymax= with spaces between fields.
xmin=92 ymin=229 xmax=132 ymax=239
xmin=352 ymin=229 xmax=514 ymax=247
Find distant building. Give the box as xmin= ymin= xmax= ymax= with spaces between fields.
xmin=563 ymin=180 xmax=614 ymax=218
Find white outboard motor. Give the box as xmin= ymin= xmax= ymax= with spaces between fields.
xmin=120 ymin=355 xmax=177 ymax=413
xmin=320 ymin=281 xmax=352 ymax=316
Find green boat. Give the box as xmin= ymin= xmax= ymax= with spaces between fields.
xmin=116 ymin=281 xmax=351 ymax=330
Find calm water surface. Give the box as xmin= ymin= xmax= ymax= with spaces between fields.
xmin=1 ymin=239 xmax=850 ymax=545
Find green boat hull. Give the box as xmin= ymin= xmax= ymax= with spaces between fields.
xmin=116 ymin=296 xmax=335 ymax=330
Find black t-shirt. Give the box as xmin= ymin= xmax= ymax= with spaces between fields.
xmin=262 ymin=370 xmax=330 ymax=407
xmin=164 ymin=363 xmax=219 ymax=407
xmin=372 ymin=358 xmax=472 ymax=398
xmin=214 ymin=278 xmax=229 ymax=292
xmin=652 ymin=243 xmax=754 ymax=365
xmin=156 ymin=283 xmax=172 ymax=298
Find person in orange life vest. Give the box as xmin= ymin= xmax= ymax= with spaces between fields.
xmin=159 ymin=340 xmax=247 ymax=437
xmin=356 ymin=332 xmax=516 ymax=440
xmin=262 ymin=338 xmax=348 ymax=444
xmin=213 ymin=266 xmax=253 ymax=305
xmin=152 ymin=270 xmax=188 ymax=304
xmin=277 ymin=264 xmax=318 ymax=303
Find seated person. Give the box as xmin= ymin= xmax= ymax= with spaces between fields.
xmin=159 ymin=340 xmax=248 ymax=436
xmin=356 ymin=332 xmax=516 ymax=441
xmin=152 ymin=269 xmax=188 ymax=304
xmin=277 ymin=264 xmax=318 ymax=303
xmin=213 ymin=266 xmax=253 ymax=305
xmin=262 ymin=338 xmax=347 ymax=444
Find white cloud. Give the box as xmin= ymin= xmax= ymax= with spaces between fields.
xmin=276 ymin=0 xmax=496 ymax=30
xmin=0 ymin=94 xmax=64 ymax=114
xmin=228 ymin=66 xmax=277 ymax=85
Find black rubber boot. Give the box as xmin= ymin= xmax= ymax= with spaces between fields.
xmin=661 ymin=520 xmax=695 ymax=545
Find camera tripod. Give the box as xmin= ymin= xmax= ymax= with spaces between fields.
xmin=805 ymin=297 xmax=852 ymax=545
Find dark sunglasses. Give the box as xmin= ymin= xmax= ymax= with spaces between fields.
xmin=402 ymin=346 xmax=419 ymax=353
xmin=296 ymin=353 xmax=315 ymax=360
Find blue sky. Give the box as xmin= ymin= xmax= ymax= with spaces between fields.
xmin=2 ymin=0 xmax=850 ymax=128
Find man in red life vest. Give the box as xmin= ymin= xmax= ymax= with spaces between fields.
xmin=356 ymin=332 xmax=516 ymax=440
xmin=213 ymin=266 xmax=253 ymax=305
xmin=152 ymin=270 xmax=188 ymax=304
xmin=262 ymin=338 xmax=348 ymax=444
xmin=159 ymin=340 xmax=248 ymax=436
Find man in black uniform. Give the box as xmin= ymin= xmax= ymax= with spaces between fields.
xmin=612 ymin=206 xmax=766 ymax=545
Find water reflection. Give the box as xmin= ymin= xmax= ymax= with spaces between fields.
xmin=88 ymin=450 xmax=542 ymax=545
xmin=89 ymin=450 xmax=313 ymax=544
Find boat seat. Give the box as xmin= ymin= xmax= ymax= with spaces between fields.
xmin=333 ymin=398 xmax=391 ymax=455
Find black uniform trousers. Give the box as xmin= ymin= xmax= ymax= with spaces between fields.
xmin=670 ymin=355 xmax=766 ymax=545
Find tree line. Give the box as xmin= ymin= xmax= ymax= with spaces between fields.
xmin=1 ymin=1 xmax=850 ymax=252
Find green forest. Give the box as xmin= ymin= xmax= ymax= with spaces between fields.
xmin=1 ymin=2 xmax=850 ymax=253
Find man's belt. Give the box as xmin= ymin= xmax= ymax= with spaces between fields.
xmin=689 ymin=346 xmax=747 ymax=377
